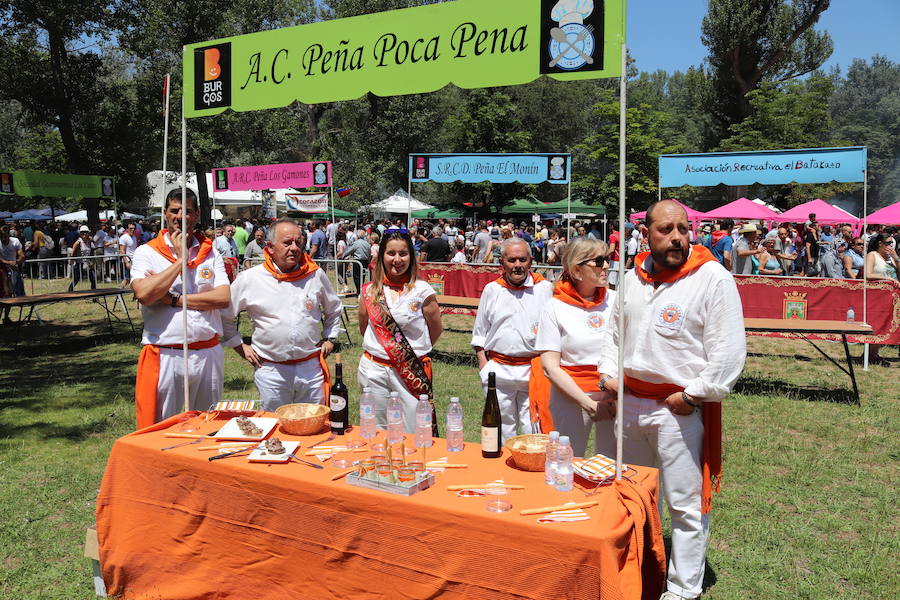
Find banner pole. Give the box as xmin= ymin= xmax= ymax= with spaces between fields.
xmin=331 ymin=184 xmax=337 ymax=276
xmin=407 ymin=170 xmax=412 ymax=228
xmin=567 ymin=178 xmax=572 ymax=241
xmin=160 ymin=73 xmax=170 ymax=224
xmin=615 ymin=35 xmax=627 ymax=481
xmin=862 ymin=164 xmax=868 ymax=371
xmin=181 ymin=97 xmax=190 ymax=414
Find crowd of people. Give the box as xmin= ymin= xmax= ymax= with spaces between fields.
xmin=129 ymin=191 xmax=741 ymax=600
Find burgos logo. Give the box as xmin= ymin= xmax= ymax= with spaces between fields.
xmin=194 ymin=43 xmax=231 ymax=110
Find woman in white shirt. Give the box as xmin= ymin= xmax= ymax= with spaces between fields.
xmin=358 ymin=228 xmax=443 ymax=433
xmin=536 ymin=237 xmax=616 ymax=457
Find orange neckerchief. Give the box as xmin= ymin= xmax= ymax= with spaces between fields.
xmin=635 ymin=244 xmax=717 ymax=284
xmin=146 ymin=229 xmax=213 ymax=269
xmin=262 ymin=247 xmax=319 ymax=282
xmin=382 ymin=274 xmax=410 ymax=290
xmin=493 ymin=272 xmax=546 ymax=291
xmin=552 ymin=278 xmax=606 ymax=309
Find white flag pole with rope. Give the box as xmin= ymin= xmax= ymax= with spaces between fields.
xmin=181 ymin=97 xmax=190 ymax=414
xmin=615 ymin=9 xmax=627 ymax=482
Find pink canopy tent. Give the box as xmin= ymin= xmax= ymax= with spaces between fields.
xmin=778 ymin=198 xmax=859 ymax=225
xmin=703 ymin=197 xmax=780 ymax=221
xmin=629 ymin=199 xmax=705 ymax=223
xmin=866 ymin=201 xmax=900 ymax=225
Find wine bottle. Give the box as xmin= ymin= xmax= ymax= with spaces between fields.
xmin=481 ymin=372 xmax=501 ymax=458
xmin=329 ymin=354 xmax=348 ymax=435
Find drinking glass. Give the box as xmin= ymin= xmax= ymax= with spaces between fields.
xmin=485 ymin=483 xmax=512 ymax=513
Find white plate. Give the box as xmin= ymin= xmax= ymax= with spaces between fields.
xmin=248 ymin=440 xmax=300 ymax=463
xmin=214 ymin=417 xmax=279 ymax=441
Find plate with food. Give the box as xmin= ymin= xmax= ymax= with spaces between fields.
xmin=214 ymin=416 xmax=279 ymax=441
xmin=247 ymin=437 xmax=300 ymax=463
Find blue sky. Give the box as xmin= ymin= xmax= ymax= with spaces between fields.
xmin=628 ymin=0 xmax=900 ymax=74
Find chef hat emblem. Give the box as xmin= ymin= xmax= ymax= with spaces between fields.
xmin=550 ymin=156 xmax=565 ymax=166
xmin=551 ymin=0 xmax=594 ymax=26
xmin=315 ymin=163 xmax=326 ymax=173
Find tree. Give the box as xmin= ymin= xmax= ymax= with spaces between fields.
xmin=701 ymin=0 xmax=833 ymax=144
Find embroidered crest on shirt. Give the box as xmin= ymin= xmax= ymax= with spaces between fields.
xmin=199 ymin=267 xmax=213 ymax=280
xmin=656 ymin=303 xmax=685 ymax=330
xmin=304 ymin=298 xmax=316 ymax=312
xmin=409 ymin=301 xmax=421 ymax=313
xmin=587 ymin=313 xmax=603 ymax=330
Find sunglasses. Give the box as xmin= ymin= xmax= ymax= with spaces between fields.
xmin=580 ymin=256 xmax=609 ymax=268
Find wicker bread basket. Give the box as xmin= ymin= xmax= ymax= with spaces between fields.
xmin=504 ymin=433 xmax=549 ymax=471
xmin=276 ymin=403 xmax=330 ymax=436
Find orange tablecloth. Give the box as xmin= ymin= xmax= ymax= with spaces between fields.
xmin=96 ymin=413 xmax=665 ymax=600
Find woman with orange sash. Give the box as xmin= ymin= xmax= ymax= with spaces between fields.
xmin=357 ymin=227 xmax=443 ymax=433
xmin=536 ymin=237 xmax=616 ymax=457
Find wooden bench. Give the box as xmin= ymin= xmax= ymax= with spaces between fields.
xmin=0 ymin=288 xmax=137 ymax=343
xmin=744 ymin=318 xmax=873 ymax=404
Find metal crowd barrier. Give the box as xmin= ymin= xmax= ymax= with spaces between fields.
xmin=19 ymin=254 xmax=131 ymax=296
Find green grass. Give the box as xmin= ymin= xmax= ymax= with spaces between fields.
xmin=0 ymin=293 xmax=898 ymax=599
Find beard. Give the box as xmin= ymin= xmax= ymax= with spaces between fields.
xmin=650 ymin=243 xmax=689 ymax=270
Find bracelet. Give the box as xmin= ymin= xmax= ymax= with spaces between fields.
xmin=682 ymin=392 xmax=702 ymax=409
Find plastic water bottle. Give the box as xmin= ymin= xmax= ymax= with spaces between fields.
xmin=544 ymin=431 xmax=560 ymax=486
xmin=415 ymin=394 xmax=433 ymax=449
xmin=359 ymin=387 xmax=377 ymax=440
xmin=387 ymin=391 xmax=404 ymax=444
xmin=446 ymin=397 xmax=464 ymax=452
xmin=846 ymin=306 xmax=855 ymax=323
xmin=555 ymin=436 xmax=574 ymax=492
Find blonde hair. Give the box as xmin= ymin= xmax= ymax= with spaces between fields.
xmin=561 ymin=237 xmax=608 ymax=281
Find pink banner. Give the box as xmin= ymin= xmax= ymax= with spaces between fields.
xmin=212 ymin=161 xmax=332 ymax=191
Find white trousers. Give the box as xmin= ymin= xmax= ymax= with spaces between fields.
xmin=479 ymin=360 xmax=535 ymax=443
xmin=549 ymin=387 xmax=614 ymax=458
xmin=357 ymin=355 xmax=420 ymax=434
xmin=156 ymin=345 xmax=224 ymax=422
xmin=254 ymin=359 xmax=326 ymax=412
xmin=596 ymin=393 xmax=708 ymax=599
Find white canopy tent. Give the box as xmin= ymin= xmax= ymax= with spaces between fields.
xmin=363 ymin=188 xmax=433 ymax=222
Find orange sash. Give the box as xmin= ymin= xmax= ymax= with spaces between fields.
xmin=561 ymin=364 xmax=600 ymax=393
xmin=624 ymin=375 xmax=722 ymax=514
xmin=263 ymin=350 xmax=331 ymax=406
xmin=146 ymin=230 xmax=213 ymax=269
xmin=134 ymin=335 xmax=220 ymax=430
xmin=487 ymin=351 xmax=553 ymax=433
xmin=634 ymin=244 xmax=717 ymax=285
xmin=552 ymin=279 xmax=606 ymax=309
xmin=262 ymin=247 xmax=319 ymax=282
xmin=493 ymin=272 xmax=546 ymax=291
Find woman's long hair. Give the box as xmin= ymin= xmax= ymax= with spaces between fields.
xmin=368 ymin=229 xmax=418 ymax=302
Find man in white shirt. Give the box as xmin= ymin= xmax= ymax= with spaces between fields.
xmin=223 ymin=218 xmax=342 ymax=410
xmin=471 ymin=238 xmax=554 ymax=440
xmin=598 ymin=200 xmax=746 ymax=600
xmin=118 ymin=223 xmax=138 ymax=283
xmin=130 ymin=189 xmax=230 ymax=429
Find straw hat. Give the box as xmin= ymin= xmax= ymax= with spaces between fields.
xmin=739 ymin=224 xmax=759 ymax=234
xmin=79 ymin=225 xmax=90 ymax=233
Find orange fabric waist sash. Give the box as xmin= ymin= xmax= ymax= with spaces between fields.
xmin=623 ymin=374 xmax=722 ymax=514
xmin=487 ymin=351 xmax=553 ymax=433
xmin=561 ymin=364 xmax=600 ymax=393
xmin=135 ymin=335 xmax=220 ymax=430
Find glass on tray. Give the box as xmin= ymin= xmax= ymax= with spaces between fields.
xmin=397 ymin=467 xmax=415 ymax=483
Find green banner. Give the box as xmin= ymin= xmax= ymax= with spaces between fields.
xmin=184 ymin=0 xmax=625 ymax=118
xmin=0 ymin=170 xmax=115 ymax=198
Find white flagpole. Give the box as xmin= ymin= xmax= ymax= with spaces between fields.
xmin=862 ymin=162 xmax=869 ymax=371
xmin=160 ymin=73 xmax=171 ymax=224
xmin=181 ymin=97 xmax=190 ymax=413
xmin=330 ymin=183 xmax=337 ymax=275
xmin=615 ymin=36 xmax=627 ymax=481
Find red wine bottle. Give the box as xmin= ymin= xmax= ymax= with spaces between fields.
xmin=330 ymin=354 xmax=348 ymax=435
xmin=481 ymin=372 xmax=501 ymax=458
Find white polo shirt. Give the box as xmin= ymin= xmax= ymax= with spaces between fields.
xmin=131 ymin=234 xmax=229 ymax=346
xmin=222 ymin=265 xmax=343 ymax=361
xmin=598 ymin=257 xmax=746 ymax=401
xmin=363 ymin=279 xmax=436 ymax=359
xmin=535 ymin=290 xmax=615 ymax=367
xmin=471 ymin=275 xmax=554 ymax=357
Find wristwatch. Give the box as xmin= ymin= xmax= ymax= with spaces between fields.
xmin=599 ymin=374 xmax=612 ymax=392
xmin=170 ymin=293 xmax=181 ymax=307
xmin=682 ymin=392 xmax=702 ymax=409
